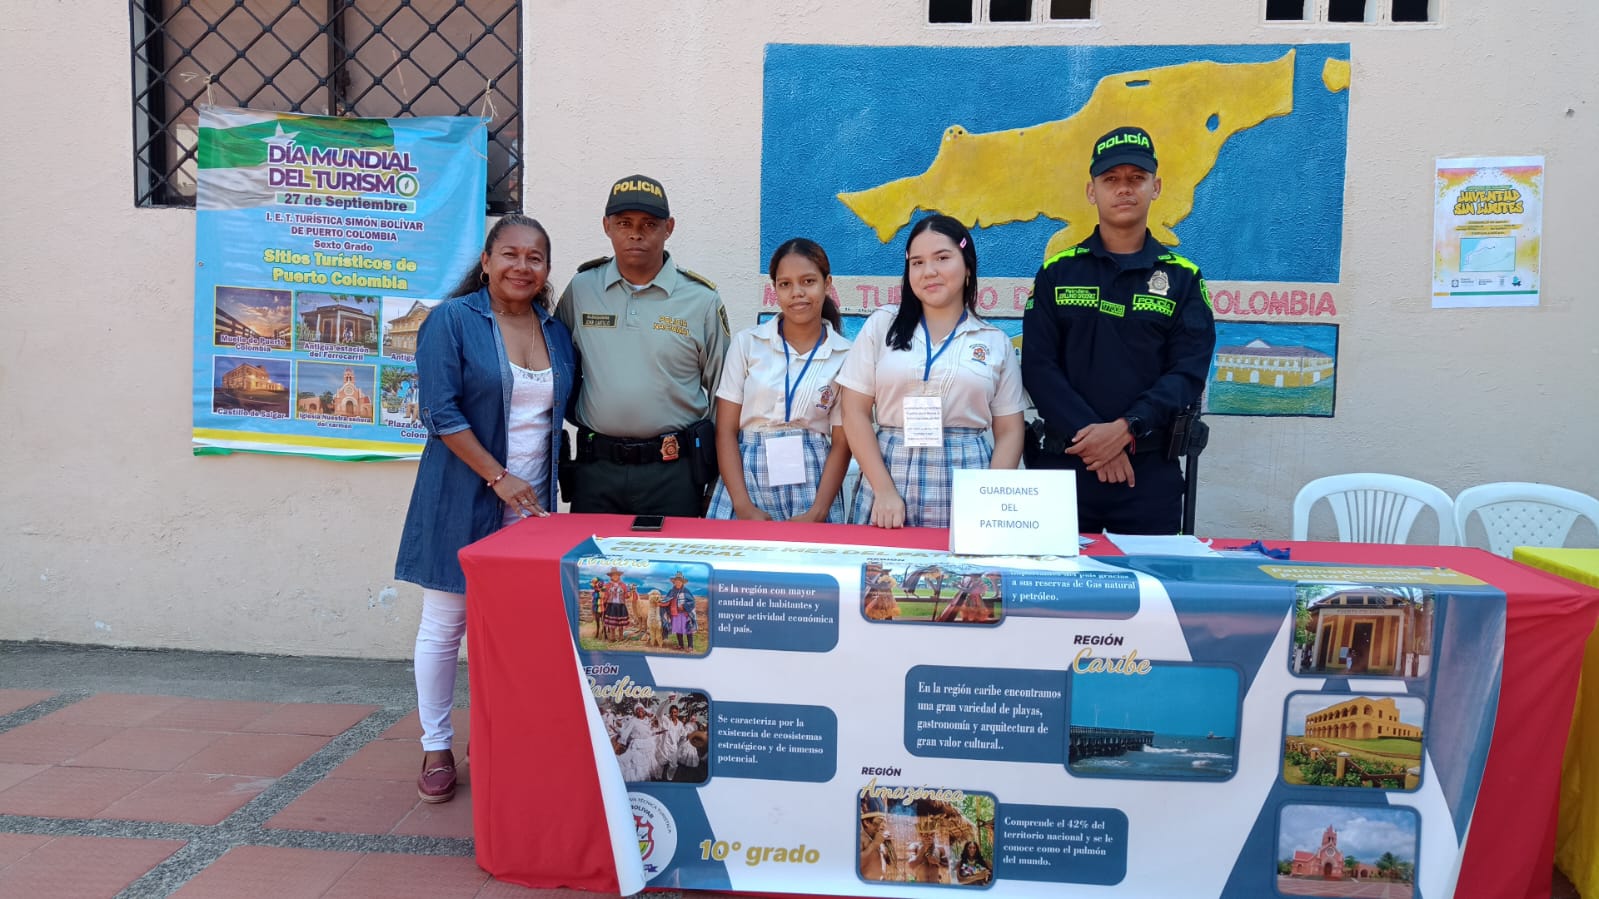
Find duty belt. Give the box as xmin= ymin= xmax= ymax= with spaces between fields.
xmin=579 ymin=428 xmax=685 ymax=465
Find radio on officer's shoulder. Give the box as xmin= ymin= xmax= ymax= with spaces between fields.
xmin=1166 ymin=406 xmax=1209 ymax=462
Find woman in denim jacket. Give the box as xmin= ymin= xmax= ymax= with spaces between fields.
xmin=395 ymin=215 xmax=578 ymax=803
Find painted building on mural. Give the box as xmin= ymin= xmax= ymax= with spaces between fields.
xmin=1214 ymin=339 xmax=1335 ymax=388
xmin=1303 ymin=696 xmax=1422 ymax=740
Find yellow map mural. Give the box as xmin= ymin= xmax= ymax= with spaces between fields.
xmin=838 ymin=50 xmax=1323 ymax=260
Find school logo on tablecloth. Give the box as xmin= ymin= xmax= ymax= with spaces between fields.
xmin=630 ymin=792 xmax=678 ymax=879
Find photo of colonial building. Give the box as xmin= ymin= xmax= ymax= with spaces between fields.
xmin=1277 ymin=805 xmax=1417 ymax=897
xmin=1292 ymin=584 xmax=1433 ymax=678
xmin=210 ymin=355 xmax=291 ymax=418
xmin=383 ymin=298 xmax=435 ymax=358
xmin=297 ymin=293 xmax=377 ymax=347
xmin=294 ymin=363 xmax=376 ymax=422
xmin=1283 ymin=692 xmax=1426 ymax=791
xmin=1303 ymin=696 xmax=1421 ymax=740
xmin=219 ymin=362 xmax=284 ymax=392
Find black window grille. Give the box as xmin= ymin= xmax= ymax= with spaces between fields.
xmin=129 ymin=0 xmax=521 ymax=213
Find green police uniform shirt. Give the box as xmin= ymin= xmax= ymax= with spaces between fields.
xmin=556 ymin=253 xmax=730 ymax=438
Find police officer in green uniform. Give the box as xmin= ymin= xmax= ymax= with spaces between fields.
xmin=1022 ymin=127 xmax=1216 ymax=534
xmin=557 ymin=175 xmax=730 ymax=517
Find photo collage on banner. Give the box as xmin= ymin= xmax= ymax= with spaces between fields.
xmin=562 ymin=541 xmax=1505 ymax=898
xmin=192 ymin=107 xmax=484 ymax=459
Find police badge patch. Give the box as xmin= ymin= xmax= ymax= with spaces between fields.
xmin=1148 ymin=269 xmax=1170 ymax=296
xmin=660 ymin=434 xmax=680 ymax=462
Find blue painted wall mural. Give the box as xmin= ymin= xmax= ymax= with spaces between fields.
xmin=761 ymin=44 xmax=1350 ymax=284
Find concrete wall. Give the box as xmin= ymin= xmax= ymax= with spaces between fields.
xmin=1 ymin=1 xmax=1594 ymax=657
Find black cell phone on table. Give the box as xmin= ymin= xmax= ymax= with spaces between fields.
xmin=631 ymin=515 xmax=665 ymax=532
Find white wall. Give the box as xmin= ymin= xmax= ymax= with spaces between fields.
xmin=1 ymin=1 xmax=1594 ymax=657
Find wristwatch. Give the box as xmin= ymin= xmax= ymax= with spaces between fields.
xmin=1124 ymin=416 xmax=1147 ymax=438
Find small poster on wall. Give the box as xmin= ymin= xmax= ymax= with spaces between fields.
xmin=1432 ymin=156 xmax=1543 ymax=308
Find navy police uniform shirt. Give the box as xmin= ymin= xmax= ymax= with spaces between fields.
xmin=1021 ymin=227 xmax=1216 ymax=445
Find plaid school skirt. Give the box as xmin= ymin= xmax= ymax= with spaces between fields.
xmin=707 ymin=429 xmax=846 ymax=522
xmin=849 ymin=426 xmax=992 ymax=529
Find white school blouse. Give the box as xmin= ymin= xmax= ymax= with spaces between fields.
xmin=715 ymin=316 xmax=852 ymax=434
xmin=834 ymin=306 xmax=1025 ymax=429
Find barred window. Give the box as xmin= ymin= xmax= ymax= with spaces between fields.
xmin=1265 ymin=0 xmax=1437 ymax=23
xmin=129 ymin=1 xmax=521 ymax=212
xmin=929 ymin=0 xmax=1093 ymax=24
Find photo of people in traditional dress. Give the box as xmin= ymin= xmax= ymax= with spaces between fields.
xmin=213 ymin=285 xmax=293 ymax=351
xmin=1290 ymin=583 xmax=1434 ymax=679
xmin=1282 ymin=693 xmax=1425 ymax=791
xmin=1068 ymin=662 xmax=1240 ymax=780
xmin=857 ymin=788 xmax=995 ymax=886
xmin=861 ymin=560 xmax=1003 ymax=625
xmin=575 ymin=560 xmax=711 ymax=655
xmin=211 ymin=355 xmax=291 ymax=418
xmin=598 ymin=689 xmax=709 ymax=785
xmin=1275 ymin=803 xmax=1418 ymax=897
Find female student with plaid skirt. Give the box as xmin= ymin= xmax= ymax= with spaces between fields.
xmin=837 ymin=215 xmax=1025 ymax=528
xmin=707 ymin=238 xmax=854 ymax=521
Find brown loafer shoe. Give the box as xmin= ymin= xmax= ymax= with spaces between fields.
xmin=418 ymin=753 xmax=457 ymax=803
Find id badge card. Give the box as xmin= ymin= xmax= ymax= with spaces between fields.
xmin=902 ymin=395 xmax=944 ymax=448
xmin=764 ymin=433 xmax=807 ymax=486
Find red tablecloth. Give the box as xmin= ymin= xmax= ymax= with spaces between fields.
xmin=460 ymin=516 xmax=1599 ymax=899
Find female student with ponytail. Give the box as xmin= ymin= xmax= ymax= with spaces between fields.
xmin=707 ymin=238 xmax=853 ymax=521
xmin=836 ymin=215 xmax=1025 ymax=528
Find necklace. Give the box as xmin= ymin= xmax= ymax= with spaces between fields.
xmin=492 ymin=305 xmax=533 ymax=317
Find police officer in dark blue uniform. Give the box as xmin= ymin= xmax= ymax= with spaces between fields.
xmin=1022 ymin=126 xmax=1216 ymax=534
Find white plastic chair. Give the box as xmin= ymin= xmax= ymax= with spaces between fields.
xmin=1292 ymin=474 xmax=1456 ymax=545
xmin=1453 ymin=481 xmax=1599 ymax=557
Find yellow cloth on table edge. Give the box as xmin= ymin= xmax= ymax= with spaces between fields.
xmin=1515 ymin=547 xmax=1599 ymax=899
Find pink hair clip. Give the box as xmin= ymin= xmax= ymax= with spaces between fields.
xmin=958 ymin=237 xmax=967 ymax=248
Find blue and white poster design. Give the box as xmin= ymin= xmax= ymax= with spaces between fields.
xmin=562 ymin=541 xmax=1504 ymax=898
xmin=192 ymin=106 xmax=485 ymax=459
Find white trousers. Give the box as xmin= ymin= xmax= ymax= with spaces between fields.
xmin=414 ymin=588 xmax=466 ymax=751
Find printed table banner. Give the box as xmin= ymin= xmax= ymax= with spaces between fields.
xmin=192 ymin=106 xmax=486 ymax=460
xmin=562 ymin=539 xmax=1504 ymax=899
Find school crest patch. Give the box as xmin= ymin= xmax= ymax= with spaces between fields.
xmin=969 ymin=344 xmax=988 ymax=364
xmin=815 ymin=384 xmax=837 ymax=411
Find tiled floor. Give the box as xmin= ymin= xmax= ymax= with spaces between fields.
xmin=0 ymin=688 xmax=686 ymax=898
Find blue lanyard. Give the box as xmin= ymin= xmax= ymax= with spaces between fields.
xmin=781 ymin=319 xmax=823 ymax=422
xmin=921 ymin=310 xmax=968 ymax=382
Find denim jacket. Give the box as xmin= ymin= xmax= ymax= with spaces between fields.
xmin=395 ymin=288 xmax=579 ymax=592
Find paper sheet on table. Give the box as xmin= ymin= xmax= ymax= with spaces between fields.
xmin=1103 ymin=532 xmax=1219 ymax=556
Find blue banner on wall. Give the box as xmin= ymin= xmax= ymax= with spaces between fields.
xmin=564 ymin=539 xmax=1502 ymax=898
xmin=192 ymin=107 xmax=485 ymax=460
